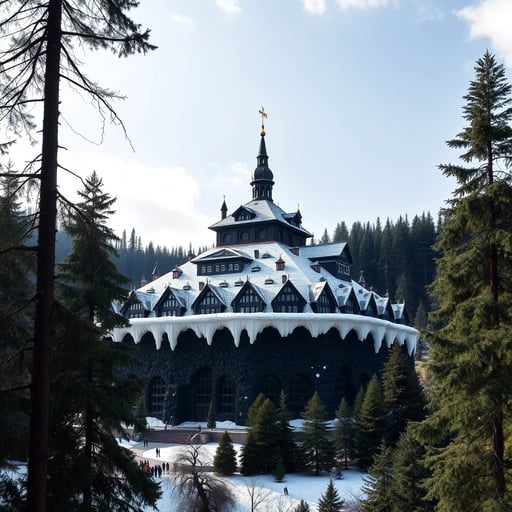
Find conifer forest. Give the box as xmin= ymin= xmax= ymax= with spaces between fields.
xmin=0 ymin=0 xmax=512 ymax=508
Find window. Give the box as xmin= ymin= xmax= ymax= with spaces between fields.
xmin=160 ymin=294 xmax=182 ymax=317
xmin=217 ymin=375 xmax=236 ymax=416
xmin=148 ymin=376 xmax=166 ymax=417
xmin=196 ymin=289 xmax=223 ymax=314
xmin=194 ymin=368 xmax=212 ymax=421
xmin=337 ymin=261 xmax=350 ymax=275
xmin=272 ymin=284 xmax=304 ymax=313
xmin=316 ymin=290 xmax=334 ymax=313
xmin=233 ymin=286 xmax=264 ymax=313
xmin=127 ymin=302 xmax=145 ymax=318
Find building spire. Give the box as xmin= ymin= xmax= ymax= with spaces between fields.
xmin=251 ymin=106 xmax=274 ymax=201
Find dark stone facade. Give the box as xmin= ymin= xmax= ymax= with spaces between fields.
xmin=123 ymin=325 xmax=395 ymax=424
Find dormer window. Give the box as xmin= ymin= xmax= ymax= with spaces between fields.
xmin=275 ymin=257 xmax=285 ymax=271
xmin=172 ymin=266 xmax=183 ymax=279
xmin=311 ymin=261 xmax=321 ymax=273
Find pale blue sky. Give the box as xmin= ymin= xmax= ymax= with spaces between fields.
xmin=10 ymin=0 xmax=512 ymax=248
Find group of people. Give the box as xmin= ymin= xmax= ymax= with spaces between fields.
xmin=139 ymin=459 xmax=170 ymax=478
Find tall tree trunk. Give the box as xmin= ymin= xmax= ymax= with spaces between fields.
xmin=26 ymin=1 xmax=62 ymax=510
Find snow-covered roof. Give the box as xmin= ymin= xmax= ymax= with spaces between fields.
xmin=209 ymin=199 xmax=312 ymax=236
xmin=113 ymin=240 xmax=418 ymax=354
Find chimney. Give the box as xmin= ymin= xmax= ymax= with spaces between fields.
xmin=290 ymin=247 xmax=300 ymax=256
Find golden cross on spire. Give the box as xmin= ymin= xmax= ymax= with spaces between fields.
xmin=259 ymin=106 xmax=267 ymax=133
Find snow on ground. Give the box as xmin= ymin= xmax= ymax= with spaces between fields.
xmin=132 ymin=419 xmax=366 ymax=512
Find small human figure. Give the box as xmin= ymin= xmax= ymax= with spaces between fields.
xmin=284 ymin=486 xmax=288 ymax=496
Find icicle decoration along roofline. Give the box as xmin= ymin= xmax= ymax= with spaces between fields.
xmin=111 ymin=313 xmax=418 ymax=355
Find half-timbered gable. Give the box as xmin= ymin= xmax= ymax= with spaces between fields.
xmin=121 ymin=290 xmax=151 ymax=319
xmin=375 ymin=296 xmax=395 ymax=321
xmin=193 ymin=248 xmax=252 ymax=277
xmin=336 ymin=285 xmax=360 ymax=314
xmin=392 ymin=302 xmax=410 ymax=325
xmin=309 ymin=281 xmax=337 ymax=313
xmin=231 ymin=281 xmax=266 ymax=313
xmin=272 ymin=280 xmax=306 ymax=313
xmin=191 ymin=284 xmax=226 ymax=315
xmin=154 ymin=286 xmax=187 ymax=317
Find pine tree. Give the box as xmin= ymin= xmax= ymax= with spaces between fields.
xmin=415 ymin=52 xmax=512 ymax=511
xmin=241 ymin=397 xmax=280 ymax=475
xmin=389 ymin=431 xmax=433 ymax=512
xmin=276 ymin=391 xmax=299 ymax=472
xmin=381 ymin=343 xmax=425 ymax=445
xmin=247 ymin=393 xmax=266 ymax=427
xmin=49 ymin=172 xmax=159 ymax=511
xmin=334 ymin=398 xmax=354 ymax=470
xmin=0 ymin=4 xmax=155 ymax=508
xmin=361 ymin=441 xmax=393 ymax=512
xmin=213 ymin=431 xmax=237 ymax=476
xmin=294 ymin=500 xmax=312 ymax=512
xmin=0 ymin=174 xmax=34 ymax=504
xmin=301 ymin=392 xmax=334 ymax=476
xmin=317 ymin=479 xmax=344 ymax=512
xmin=355 ymin=376 xmax=385 ymax=470
xmin=207 ymin=400 xmax=216 ymax=429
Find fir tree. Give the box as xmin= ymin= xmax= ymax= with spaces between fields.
xmin=240 ymin=429 xmax=260 ymax=476
xmin=361 ymin=441 xmax=393 ymax=512
xmin=415 ymin=51 xmax=512 ymax=511
xmin=207 ymin=400 xmax=216 ymax=429
xmin=381 ymin=342 xmax=425 ymax=445
xmin=0 ymin=5 xmax=155 ymax=508
xmin=334 ymin=398 xmax=354 ymax=470
xmin=317 ymin=479 xmax=345 ymax=512
xmin=276 ymin=391 xmax=299 ymax=472
xmin=389 ymin=431 xmax=433 ymax=512
xmin=49 ymin=172 xmax=159 ymax=511
xmin=213 ymin=431 xmax=237 ymax=476
xmin=301 ymin=392 xmax=335 ymax=476
xmin=272 ymin=457 xmax=286 ymax=482
xmin=294 ymin=500 xmax=312 ymax=512
xmin=355 ymin=376 xmax=386 ymax=470
xmin=247 ymin=393 xmax=266 ymax=427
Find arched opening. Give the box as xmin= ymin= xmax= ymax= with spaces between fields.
xmin=288 ymin=373 xmax=314 ymax=414
xmin=216 ymin=375 xmax=236 ymax=419
xmin=148 ymin=376 xmax=166 ymax=418
xmin=193 ymin=367 xmax=212 ymax=421
xmin=258 ymin=374 xmax=282 ymax=406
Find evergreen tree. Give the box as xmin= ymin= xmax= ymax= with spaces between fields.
xmin=241 ymin=397 xmax=279 ymax=475
xmin=301 ymin=392 xmax=334 ymax=476
xmin=361 ymin=441 xmax=393 ymax=512
xmin=272 ymin=457 xmax=286 ymax=482
xmin=0 ymin=5 xmax=155 ymax=508
xmin=332 ymin=221 xmax=349 ymax=242
xmin=320 ymin=228 xmax=331 ymax=244
xmin=317 ymin=479 xmax=344 ymax=512
xmin=213 ymin=431 xmax=237 ymax=476
xmin=276 ymin=391 xmax=299 ymax=472
xmin=415 ymin=52 xmax=512 ymax=511
xmin=381 ymin=343 xmax=425 ymax=445
xmin=355 ymin=376 xmax=386 ymax=470
xmin=0 ymin=174 xmax=34 ymax=504
xmin=207 ymin=400 xmax=216 ymax=429
xmin=247 ymin=393 xmax=266 ymax=427
xmin=334 ymin=398 xmax=354 ymax=470
xmin=294 ymin=500 xmax=312 ymax=512
xmin=240 ymin=429 xmax=260 ymax=476
xmin=49 ymin=172 xmax=159 ymax=511
xmin=389 ymin=431 xmax=434 ymax=512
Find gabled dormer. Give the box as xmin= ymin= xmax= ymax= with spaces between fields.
xmin=375 ymin=296 xmax=394 ymax=321
xmin=154 ymin=286 xmax=187 ymax=317
xmin=192 ymin=248 xmax=252 ymax=276
xmin=309 ymin=282 xmax=337 ymax=313
xmin=191 ymin=284 xmax=226 ymax=315
xmin=336 ymin=286 xmax=360 ymax=315
xmin=232 ymin=281 xmax=266 ymax=313
xmin=272 ymin=281 xmax=306 ymax=313
xmin=121 ymin=290 xmax=151 ymax=319
xmin=233 ymin=205 xmax=257 ymax=222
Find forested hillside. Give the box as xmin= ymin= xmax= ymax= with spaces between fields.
xmin=56 ymin=212 xmax=439 ymax=323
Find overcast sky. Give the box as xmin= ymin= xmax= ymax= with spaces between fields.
xmin=7 ymin=0 xmax=512 ymax=249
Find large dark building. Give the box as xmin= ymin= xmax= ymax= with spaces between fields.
xmin=113 ymin=120 xmax=418 ymax=424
